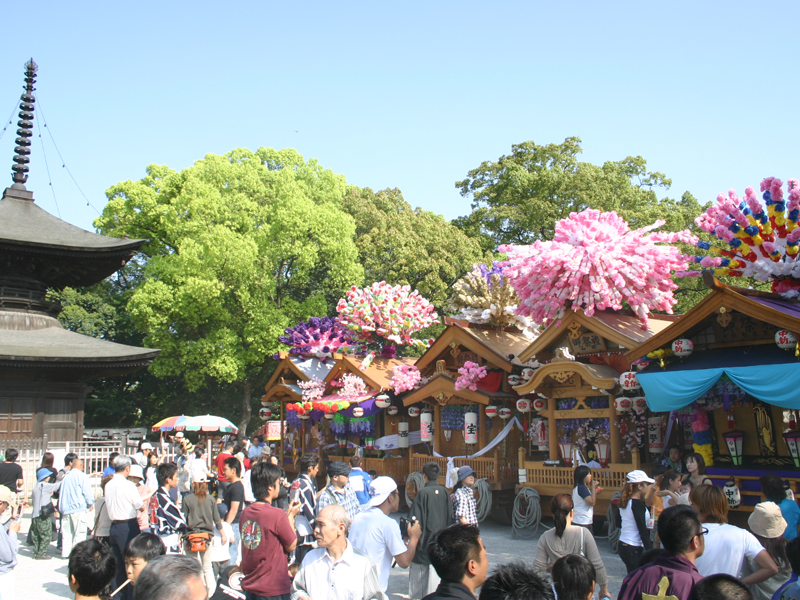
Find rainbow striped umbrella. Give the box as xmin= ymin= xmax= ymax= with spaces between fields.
xmin=151 ymin=415 xmax=192 ymax=432
xmin=178 ymin=414 xmax=239 ymax=434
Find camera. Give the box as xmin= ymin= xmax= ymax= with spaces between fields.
xmin=399 ymin=516 xmax=417 ymax=538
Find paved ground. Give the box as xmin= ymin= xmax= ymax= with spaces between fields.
xmin=12 ymin=511 xmax=627 ymax=599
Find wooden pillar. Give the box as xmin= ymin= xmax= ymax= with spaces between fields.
xmin=434 ymin=403 xmax=442 ymax=455
xmin=547 ymin=396 xmax=558 ymax=461
xmin=609 ymin=396 xmax=621 ymax=465
xmin=301 ymin=419 xmax=307 ymax=454
xmin=478 ymin=405 xmax=486 ymax=452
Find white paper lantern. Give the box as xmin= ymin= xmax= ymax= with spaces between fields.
xmin=398 ymin=422 xmax=409 ymax=448
xmin=532 ymin=398 xmax=546 ymax=412
xmin=521 ymin=367 xmax=536 ymax=380
xmin=420 ymin=412 xmax=434 ymax=442
xmin=259 ymin=407 xmax=272 ymax=421
xmin=464 ymin=412 xmax=478 ymax=444
xmin=507 ymin=375 xmax=522 ymax=387
xmin=723 ymin=477 xmax=741 ymax=508
xmin=633 ymin=396 xmax=648 ymax=412
xmin=485 ymin=405 xmax=498 ymax=418
xmin=516 ymin=399 xmax=531 ymax=413
xmin=387 ymin=406 xmax=399 ymax=416
xmin=776 ymin=330 xmax=798 ymax=349
xmin=408 ymin=406 xmax=421 ymax=418
xmin=498 ymin=407 xmax=512 ymax=420
xmin=647 ymin=416 xmax=664 ymax=453
xmin=375 ymin=395 xmax=391 ymax=409
xmin=614 ymin=396 xmax=632 ymax=413
xmin=671 ymin=338 xmax=694 ymax=357
xmin=352 ymin=407 xmax=365 ymax=418
xmin=619 ymin=371 xmax=641 ymax=390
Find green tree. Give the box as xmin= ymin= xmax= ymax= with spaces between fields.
xmin=341 ymin=187 xmax=486 ymax=307
xmin=95 ymin=148 xmax=364 ymax=434
xmin=454 ymin=137 xmax=704 ymax=252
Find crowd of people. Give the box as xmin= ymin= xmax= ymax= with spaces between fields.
xmin=0 ymin=439 xmax=799 ymax=600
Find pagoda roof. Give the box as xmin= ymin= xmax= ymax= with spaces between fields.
xmin=401 ymin=373 xmax=515 ymax=406
xmin=0 ymin=186 xmax=145 ymax=287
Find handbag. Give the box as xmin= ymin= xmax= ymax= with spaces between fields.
xmin=186 ymin=531 xmax=212 ymax=552
xmin=40 ymin=502 xmax=55 ymax=519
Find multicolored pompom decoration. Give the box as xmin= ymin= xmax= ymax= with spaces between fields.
xmin=500 ymin=209 xmax=696 ymax=329
xmin=278 ymin=316 xmax=353 ymax=357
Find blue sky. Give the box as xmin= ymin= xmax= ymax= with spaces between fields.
xmin=1 ymin=2 xmax=798 ymax=234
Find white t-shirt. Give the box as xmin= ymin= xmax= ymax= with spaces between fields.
xmin=190 ymin=457 xmax=207 ymax=482
xmin=210 ymin=521 xmax=233 ymax=563
xmin=694 ymin=522 xmax=765 ymax=577
xmin=619 ymin=499 xmax=650 ymax=547
xmin=242 ymin=469 xmax=255 ymax=503
xmin=572 ymin=485 xmax=593 ymax=525
xmin=348 ymin=507 xmax=407 ymax=592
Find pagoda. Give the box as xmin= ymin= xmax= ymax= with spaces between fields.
xmin=0 ymin=60 xmax=159 ymax=442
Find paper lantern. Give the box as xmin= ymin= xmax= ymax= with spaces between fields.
xmin=498 ymin=407 xmax=512 ymax=420
xmin=420 ymin=412 xmax=434 ymax=442
xmin=375 ymin=395 xmax=391 ymax=409
xmin=633 ymin=396 xmax=648 ymax=412
xmin=507 ymin=375 xmax=522 ymax=387
xmin=443 ymin=429 xmax=452 ymax=441
xmin=408 ymin=406 xmax=421 ymax=418
xmin=338 ymin=437 xmax=347 ymax=448
xmin=647 ymin=416 xmax=664 ymax=454
xmin=398 ymin=422 xmax=409 ymax=448
xmin=776 ymin=330 xmax=798 ymax=350
xmin=619 ymin=371 xmax=640 ymax=390
xmin=558 ymin=442 xmax=574 ymax=468
xmin=485 ymin=405 xmax=498 ymax=418
xmin=723 ymin=477 xmax=741 ymax=508
xmin=259 ymin=407 xmax=272 ymax=421
xmin=671 ymin=338 xmax=694 ymax=358
xmin=365 ymin=437 xmax=375 ymax=449
xmin=614 ymin=396 xmax=632 ymax=413
xmin=521 ymin=367 xmax=536 ymax=380
xmin=387 ymin=406 xmax=399 ymax=416
xmin=595 ymin=442 xmax=610 ymax=468
xmin=352 ymin=407 xmax=365 ymax=418
xmin=783 ymin=430 xmax=800 ymax=468
xmin=464 ymin=412 xmax=478 ymax=444
xmin=516 ymin=399 xmax=531 ymax=413
xmin=723 ymin=430 xmax=745 ymax=466
xmin=532 ymin=398 xmax=546 ymax=412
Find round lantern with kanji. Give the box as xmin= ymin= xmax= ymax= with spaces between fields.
xmin=352 ymin=407 xmax=365 ymax=418
xmin=632 ymin=396 xmax=648 ymax=412
xmin=619 ymin=371 xmax=641 ymax=390
xmin=614 ymin=396 xmax=632 ymax=413
xmin=671 ymin=338 xmax=693 ymax=357
xmin=516 ymin=399 xmax=531 ymax=413
xmin=498 ymin=407 xmax=512 ymax=420
xmin=485 ymin=405 xmax=498 ymax=418
xmin=259 ymin=407 xmax=272 ymax=421
xmin=408 ymin=406 xmax=421 ymax=418
xmin=776 ymin=330 xmax=798 ymax=350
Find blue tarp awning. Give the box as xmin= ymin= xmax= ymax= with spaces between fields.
xmin=637 ymin=345 xmax=800 ymax=412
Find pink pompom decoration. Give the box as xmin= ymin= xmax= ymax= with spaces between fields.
xmin=391 ymin=365 xmax=422 ymax=394
xmin=455 ymin=361 xmax=487 ymax=392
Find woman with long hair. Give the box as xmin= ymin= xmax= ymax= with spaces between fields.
xmin=533 ymin=493 xmax=610 ymax=600
xmin=760 ymin=473 xmax=800 ymax=541
xmin=144 ymin=449 xmax=160 ymax=491
xmin=37 ymin=452 xmax=56 ymax=481
xmin=682 ymin=452 xmax=712 ymax=489
xmin=742 ymin=501 xmax=791 ymax=600
xmin=552 ymin=554 xmax=597 ymax=600
xmin=691 ymin=484 xmax=780 ymax=584
xmin=572 ymin=465 xmax=601 ymax=534
xmin=618 ymin=470 xmax=654 ymax=573
xmin=182 ymin=473 xmax=226 ymax=595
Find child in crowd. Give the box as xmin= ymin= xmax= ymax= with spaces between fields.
xmin=210 ymin=521 xmax=234 ymax=584
xmin=124 ymin=533 xmax=166 ymax=587
xmin=68 ymin=539 xmax=117 ymax=600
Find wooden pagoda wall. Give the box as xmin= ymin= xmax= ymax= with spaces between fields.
xmin=0 ymin=378 xmax=87 ymax=443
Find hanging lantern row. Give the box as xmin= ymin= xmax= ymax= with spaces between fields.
xmin=615 ymin=395 xmax=648 ymax=413
xmin=508 ymin=366 xmax=538 ymax=387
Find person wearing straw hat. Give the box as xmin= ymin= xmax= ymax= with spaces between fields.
xmin=742 ymin=501 xmax=791 ymax=600
xmin=0 ymin=486 xmax=21 ymax=598
xmin=349 ymin=476 xmax=422 ymax=595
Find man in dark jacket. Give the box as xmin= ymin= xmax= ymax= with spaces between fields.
xmin=409 ymin=462 xmax=454 ymax=600
xmin=617 ymin=505 xmax=705 ymax=600
xmin=423 ymin=524 xmax=487 ymax=600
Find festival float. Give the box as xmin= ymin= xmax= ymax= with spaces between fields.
xmin=625 ymin=178 xmax=800 ymax=518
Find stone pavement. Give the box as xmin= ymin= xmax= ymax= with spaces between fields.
xmin=12 ymin=510 xmax=627 ymax=599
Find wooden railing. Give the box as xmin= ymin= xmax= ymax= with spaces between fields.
xmin=519 ymin=461 xmax=629 ymax=492
xmin=409 ymin=451 xmax=518 ymax=486
xmin=363 ymin=456 xmax=409 ymax=484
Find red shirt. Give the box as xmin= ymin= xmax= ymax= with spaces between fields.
xmin=215 ymin=453 xmax=232 ymax=482
xmin=240 ymin=501 xmax=296 ymax=596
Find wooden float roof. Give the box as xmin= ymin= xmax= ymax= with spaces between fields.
xmin=400 ymin=373 xmax=515 ymax=406
xmin=514 ymin=359 xmax=621 ymax=395
xmin=323 ymin=355 xmax=417 ymax=391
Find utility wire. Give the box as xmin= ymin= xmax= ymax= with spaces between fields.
xmin=35 ymin=96 xmax=102 ymax=215
xmin=36 ymin=114 xmax=61 ymax=218
xmin=0 ymin=99 xmax=20 ymax=143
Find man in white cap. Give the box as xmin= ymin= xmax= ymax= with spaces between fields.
xmin=349 ymin=476 xmax=422 ymax=594
xmin=0 ymin=486 xmax=21 ymax=598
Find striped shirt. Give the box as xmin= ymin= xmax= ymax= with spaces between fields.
xmin=292 ymin=541 xmax=382 ymax=600
xmin=452 ymin=487 xmax=478 ymax=525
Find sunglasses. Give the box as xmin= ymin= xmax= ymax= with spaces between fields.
xmin=694 ymin=527 xmax=709 ymax=539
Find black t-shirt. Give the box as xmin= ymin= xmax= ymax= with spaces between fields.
xmin=223 ymin=480 xmax=245 ymax=520
xmin=0 ymin=462 xmax=23 ymax=493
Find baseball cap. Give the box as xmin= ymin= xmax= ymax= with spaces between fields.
xmin=140 ymin=442 xmax=154 ymax=451
xmin=0 ymin=487 xmax=16 ymax=507
xmin=749 ymin=502 xmax=787 ymax=539
xmin=369 ymin=476 xmax=398 ymax=507
xmin=128 ymin=465 xmax=145 ymax=480
xmin=457 ymin=466 xmax=477 ymax=483
xmin=626 ymin=470 xmax=655 ymax=484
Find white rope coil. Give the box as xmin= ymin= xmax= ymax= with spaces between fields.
xmin=512 ymin=487 xmax=542 ymax=539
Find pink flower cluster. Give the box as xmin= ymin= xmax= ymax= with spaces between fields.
xmin=455 ymin=361 xmax=487 ymax=392
xmin=298 ymin=377 xmax=325 ymax=403
xmin=500 ymin=209 xmax=696 ymax=329
xmin=391 ymin=364 xmax=422 ymax=393
xmin=339 ymin=373 xmax=368 ymax=402
xmin=336 ymin=282 xmax=440 ymax=347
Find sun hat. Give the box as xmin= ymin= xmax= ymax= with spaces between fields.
xmin=37 ymin=468 xmax=53 ymax=482
xmin=0 ymin=487 xmax=16 ymax=507
xmin=457 ymin=465 xmax=477 ymax=483
xmin=328 ymin=461 xmax=351 ymax=478
xmin=627 ymin=470 xmax=655 ymax=484
xmin=749 ymin=501 xmax=788 ymax=538
xmin=128 ymin=465 xmax=145 ymax=480
xmin=140 ymin=442 xmax=154 ymax=451
xmin=369 ymin=476 xmax=398 ymax=507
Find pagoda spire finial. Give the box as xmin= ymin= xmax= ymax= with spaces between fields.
xmin=11 ymin=59 xmax=37 ymax=187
